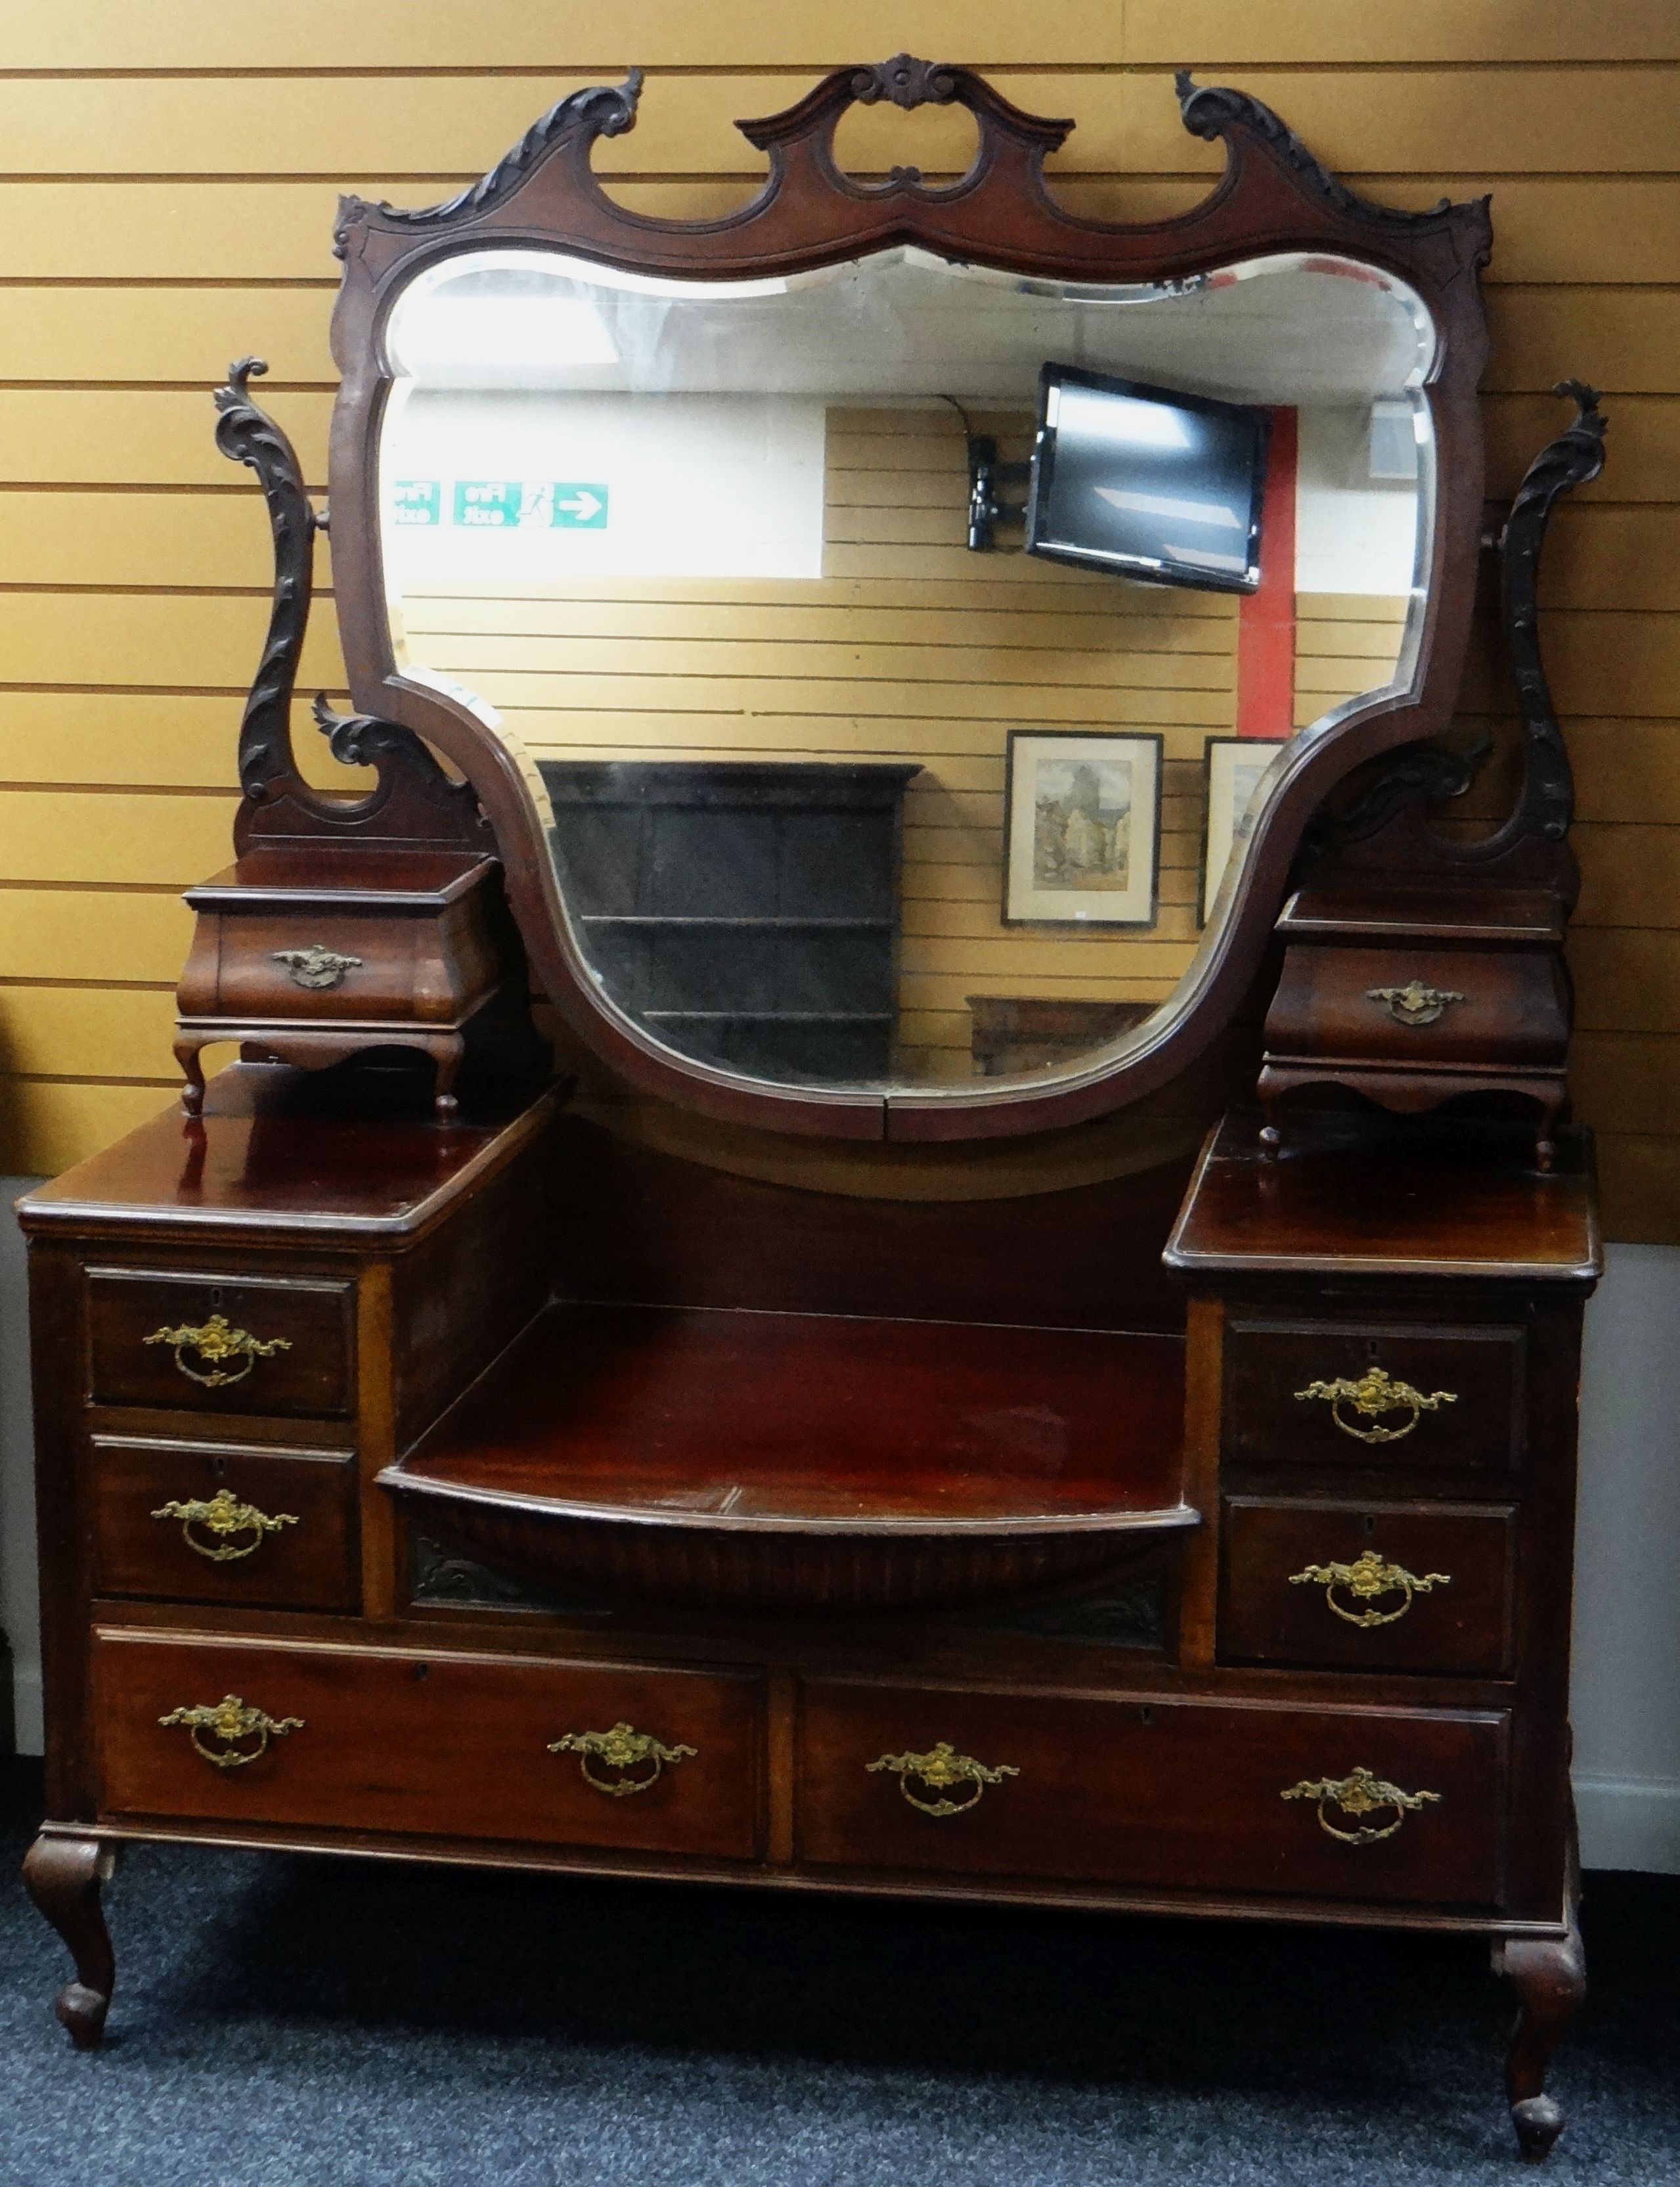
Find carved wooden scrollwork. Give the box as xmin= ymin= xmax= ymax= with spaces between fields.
xmin=212 ymin=357 xmax=320 ymax=805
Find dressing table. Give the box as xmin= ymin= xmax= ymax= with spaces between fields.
xmin=20 ymin=62 xmax=1607 ymax=2162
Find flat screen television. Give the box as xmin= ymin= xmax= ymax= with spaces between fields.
xmin=1026 ymin=365 xmax=1270 ymax=595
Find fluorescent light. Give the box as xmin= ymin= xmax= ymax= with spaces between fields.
xmin=1060 ymin=386 xmax=1193 ymax=449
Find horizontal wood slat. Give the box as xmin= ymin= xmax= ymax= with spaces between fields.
xmin=8 ymin=1 xmax=1677 ymax=70
xmin=6 ymin=70 xmax=1679 ymax=181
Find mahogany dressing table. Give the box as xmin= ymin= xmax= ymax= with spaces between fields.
xmin=20 ymin=62 xmax=1607 ymax=2162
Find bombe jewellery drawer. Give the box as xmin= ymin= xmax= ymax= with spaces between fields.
xmin=93 ymin=1631 xmax=765 ymax=1862
xmin=86 ymin=1267 xmax=355 ymax=1418
xmin=1222 ymin=1316 xmax=1525 ymax=1472
xmin=1219 ymin=1497 xmax=1518 ymax=1677
xmin=795 ymin=1680 xmax=1508 ymax=1906
xmin=89 ymin=1436 xmax=359 ymax=1613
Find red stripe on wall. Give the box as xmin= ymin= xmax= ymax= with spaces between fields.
xmin=1236 ymin=405 xmax=1297 ymax=738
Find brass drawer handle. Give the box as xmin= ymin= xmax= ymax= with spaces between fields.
xmin=1294 ymin=1365 xmax=1457 ymax=1444
xmin=143 ymin=1313 xmax=292 ymax=1390
xmin=1289 ymin=1549 xmax=1451 ymax=1628
xmin=159 ymin=1693 xmax=303 ymax=1771
xmin=151 ymin=1487 xmax=299 ymax=1562
xmin=1366 ymin=980 xmax=1466 ymax=1027
xmin=546 ymin=1720 xmax=696 ymax=1798
xmin=1282 ymin=1766 xmax=1441 ymax=1845
xmin=867 ymin=1740 xmax=1019 ymax=1818
xmin=271 ymin=943 xmax=365 ymax=990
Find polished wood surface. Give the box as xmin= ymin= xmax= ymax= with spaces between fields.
xmin=400 ymin=1303 xmax=1187 ymax=1525
xmin=1166 ymin=1112 xmax=1601 ymax=1283
xmin=19 ymin=1062 xmax=559 ymax=1243
xmin=87 ymin=1267 xmax=355 ymax=1418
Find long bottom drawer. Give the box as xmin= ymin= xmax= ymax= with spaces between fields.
xmin=797 ymin=1680 xmax=1509 ymax=1906
xmin=94 ymin=1630 xmax=764 ymax=1861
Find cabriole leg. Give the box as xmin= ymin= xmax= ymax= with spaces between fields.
xmin=1491 ymin=1908 xmax=1585 ymax=2163
xmin=22 ymin=1833 xmax=117 ymax=2050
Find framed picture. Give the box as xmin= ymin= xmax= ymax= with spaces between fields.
xmin=1200 ymin=735 xmax=1287 ymax=925
xmin=1002 ymin=731 xmax=1162 ymax=927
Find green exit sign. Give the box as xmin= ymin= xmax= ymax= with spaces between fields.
xmin=453 ymin=481 xmax=609 ymax=529
xmin=390 ymin=480 xmax=441 ymax=525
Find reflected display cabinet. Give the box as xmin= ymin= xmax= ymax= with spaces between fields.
xmin=22 ymin=60 xmax=1610 ymax=2162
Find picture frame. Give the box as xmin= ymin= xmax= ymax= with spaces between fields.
xmin=1002 ymin=731 xmax=1163 ymax=928
xmin=1200 ymin=735 xmax=1288 ymax=926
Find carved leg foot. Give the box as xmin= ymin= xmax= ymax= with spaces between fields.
xmin=22 ymin=1834 xmax=116 ymax=2050
xmin=1492 ymin=1913 xmax=1585 ymax=2162
xmin=1258 ymin=1119 xmax=1282 ymax=1156
xmin=173 ymin=1038 xmax=206 ymax=1117
xmin=430 ymin=1034 xmax=464 ymax=1123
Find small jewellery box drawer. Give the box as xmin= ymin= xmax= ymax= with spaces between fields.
xmin=1264 ymin=943 xmax=1568 ymax=1069
xmin=89 ymin=1436 xmax=359 ymax=1613
xmin=796 ymin=1680 xmax=1507 ymax=1906
xmin=1219 ymin=1497 xmax=1517 ymax=1677
xmin=93 ymin=1633 xmax=764 ymax=1862
xmin=87 ymin=1267 xmax=355 ymax=1419
xmin=1222 ymin=1316 xmax=1524 ymax=1472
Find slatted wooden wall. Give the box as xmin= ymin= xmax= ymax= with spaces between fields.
xmin=1 ymin=4 xmax=1674 ymax=1232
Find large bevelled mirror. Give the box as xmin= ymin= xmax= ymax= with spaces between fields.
xmin=374 ymin=242 xmax=1434 ymax=1094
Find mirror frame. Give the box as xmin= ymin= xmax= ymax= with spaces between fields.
xmin=325 ymin=58 xmax=1491 ymax=1142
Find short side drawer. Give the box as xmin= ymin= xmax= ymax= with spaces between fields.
xmin=797 ymin=1679 xmax=1506 ymax=1906
xmin=1222 ymin=1316 xmax=1525 ymax=1474
xmin=90 ymin=1436 xmax=359 ymax=1613
xmin=87 ymin=1267 xmax=355 ymax=1418
xmin=94 ymin=1632 xmax=764 ymax=1862
xmin=1219 ymin=1497 xmax=1518 ymax=1677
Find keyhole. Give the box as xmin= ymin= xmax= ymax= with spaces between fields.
xmin=211 ymin=1456 xmax=227 ymax=1480
xmin=209 ymin=1286 xmax=223 ymax=1310
xmin=1139 ymin=1706 xmax=1155 ymax=1727
xmin=412 ymin=1661 xmax=430 ymax=1682
xmin=1361 ymin=1514 xmax=1377 ymax=1536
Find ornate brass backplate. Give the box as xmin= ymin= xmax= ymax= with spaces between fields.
xmin=150 ymin=1487 xmax=299 ymax=1562
xmin=143 ymin=1313 xmax=292 ymax=1390
xmin=159 ymin=1693 xmax=304 ymax=1770
xmin=1281 ymin=1765 xmax=1441 ymax=1845
xmin=1366 ymin=980 xmax=1467 ymax=1027
xmin=867 ymin=1740 xmax=1020 ymax=1818
xmin=271 ymin=943 xmax=365 ymax=991
xmin=546 ymin=1720 xmax=697 ymax=1797
xmin=1294 ymin=1365 xmax=1457 ymax=1444
xmin=1289 ymin=1548 xmax=1451 ymax=1627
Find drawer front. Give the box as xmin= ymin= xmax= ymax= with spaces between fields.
xmin=797 ymin=1680 xmax=1505 ymax=1906
xmin=94 ymin=1633 xmax=763 ymax=1862
xmin=1219 ymin=1497 xmax=1516 ymax=1677
xmin=90 ymin=1437 xmax=359 ymax=1613
xmin=1223 ymin=1316 xmax=1524 ymax=1474
xmin=201 ymin=909 xmax=418 ymax=1024
xmin=87 ymin=1268 xmax=355 ymax=1419
xmin=1266 ymin=944 xmax=1568 ymax=1068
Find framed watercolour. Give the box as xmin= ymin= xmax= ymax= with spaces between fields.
xmin=1002 ymin=731 xmax=1162 ymax=927
xmin=1200 ymin=735 xmax=1287 ymax=924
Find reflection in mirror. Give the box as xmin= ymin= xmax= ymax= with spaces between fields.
xmin=379 ymin=247 xmax=1434 ymax=1093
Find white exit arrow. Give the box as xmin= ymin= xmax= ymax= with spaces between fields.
xmin=557 ymin=489 xmax=602 ymax=521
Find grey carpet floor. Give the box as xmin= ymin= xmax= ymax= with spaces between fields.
xmin=1 ymin=1761 xmax=1675 ymax=2186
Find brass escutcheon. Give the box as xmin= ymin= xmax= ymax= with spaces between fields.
xmin=1366 ymin=980 xmax=1466 ymax=1027
xmin=1281 ymin=1765 xmax=1442 ymax=1845
xmin=1294 ymin=1365 xmax=1457 ymax=1445
xmin=546 ymin=1721 xmax=697 ymax=1797
xmin=1289 ymin=1548 xmax=1451 ymax=1627
xmin=150 ymin=1487 xmax=299 ymax=1562
xmin=271 ymin=943 xmax=365 ymax=990
xmin=866 ymin=1740 xmax=1019 ymax=1818
xmin=143 ymin=1313 xmax=292 ymax=1389
xmin=159 ymin=1693 xmax=303 ymax=1771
